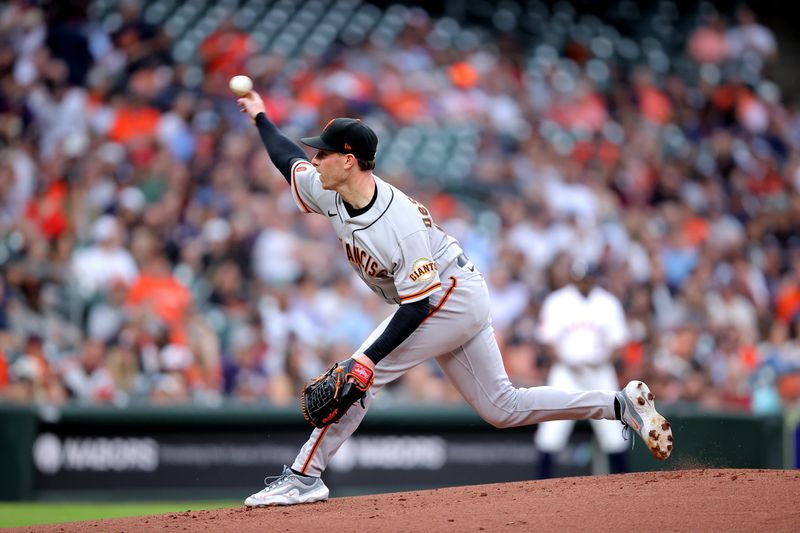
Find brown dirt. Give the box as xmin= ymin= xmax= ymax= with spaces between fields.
xmin=10 ymin=469 xmax=800 ymax=533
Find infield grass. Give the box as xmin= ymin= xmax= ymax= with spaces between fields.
xmin=0 ymin=501 xmax=239 ymax=528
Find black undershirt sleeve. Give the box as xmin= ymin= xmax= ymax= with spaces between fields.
xmin=254 ymin=112 xmax=307 ymax=183
xmin=363 ymin=297 xmax=430 ymax=365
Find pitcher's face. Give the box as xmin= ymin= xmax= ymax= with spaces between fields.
xmin=312 ymin=150 xmax=351 ymax=190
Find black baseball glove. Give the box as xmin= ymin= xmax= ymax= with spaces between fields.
xmin=301 ymin=358 xmax=374 ymax=428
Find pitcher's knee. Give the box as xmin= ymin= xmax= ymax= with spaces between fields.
xmin=479 ymin=409 xmax=517 ymax=428
xmin=475 ymin=389 xmax=520 ymax=428
xmin=476 ymin=399 xmax=519 ymax=428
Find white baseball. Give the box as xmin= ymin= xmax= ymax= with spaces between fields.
xmin=229 ymin=75 xmax=253 ymax=96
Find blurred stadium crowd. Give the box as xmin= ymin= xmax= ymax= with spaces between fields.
xmin=1 ymin=0 xmax=800 ymax=413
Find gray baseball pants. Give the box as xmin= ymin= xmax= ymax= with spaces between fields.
xmin=292 ymin=269 xmax=617 ymax=476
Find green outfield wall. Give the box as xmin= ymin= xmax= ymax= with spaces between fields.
xmin=0 ymin=403 xmax=788 ymax=501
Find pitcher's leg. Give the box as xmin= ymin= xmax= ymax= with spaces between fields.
xmin=437 ymin=323 xmax=617 ymax=427
xmin=292 ymin=390 xmax=375 ymax=476
xmin=535 ymin=364 xmax=582 ymax=451
xmin=292 ymin=339 xmax=464 ymax=476
xmin=291 ymin=275 xmax=491 ymax=477
xmin=291 ymin=345 xmax=431 ymax=477
xmin=291 ymin=294 xmax=473 ymax=477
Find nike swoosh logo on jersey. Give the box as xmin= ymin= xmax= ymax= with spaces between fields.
xmin=328 ymin=210 xmax=337 ymax=217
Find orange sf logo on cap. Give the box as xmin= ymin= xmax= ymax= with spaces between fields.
xmin=344 ymin=143 xmax=351 ymax=151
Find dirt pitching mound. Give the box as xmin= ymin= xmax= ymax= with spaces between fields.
xmin=11 ymin=469 xmax=800 ymax=532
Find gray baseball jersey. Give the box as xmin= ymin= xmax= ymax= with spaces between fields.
xmin=286 ymin=158 xmax=619 ymax=477
xmin=290 ymin=159 xmax=463 ymax=304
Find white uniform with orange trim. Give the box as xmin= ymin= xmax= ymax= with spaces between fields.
xmin=287 ymin=160 xmax=618 ymax=477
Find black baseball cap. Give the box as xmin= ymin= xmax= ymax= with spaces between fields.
xmin=300 ymin=118 xmax=378 ymax=161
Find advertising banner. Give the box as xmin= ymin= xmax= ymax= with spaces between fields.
xmin=28 ymin=414 xmax=594 ymax=498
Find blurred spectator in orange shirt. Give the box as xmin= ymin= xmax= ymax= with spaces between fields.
xmin=634 ymin=69 xmax=672 ymax=126
xmin=775 ymin=268 xmax=800 ymax=325
xmin=108 ymin=93 xmax=161 ymax=144
xmin=24 ymin=170 xmax=70 ymax=241
xmin=687 ymin=11 xmax=730 ymax=64
xmin=550 ymin=79 xmax=608 ymax=133
xmin=0 ymin=349 xmax=8 ymax=391
xmin=127 ymin=253 xmax=193 ymax=344
xmin=199 ymin=18 xmax=253 ymax=79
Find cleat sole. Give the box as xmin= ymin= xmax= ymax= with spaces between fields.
xmin=623 ymin=381 xmax=674 ymax=461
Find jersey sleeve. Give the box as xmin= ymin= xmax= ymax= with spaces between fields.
xmin=391 ymin=230 xmax=442 ymax=303
xmin=289 ymin=159 xmax=325 ymax=214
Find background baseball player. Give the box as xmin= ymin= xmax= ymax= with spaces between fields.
xmin=535 ymin=259 xmax=630 ymax=478
xmin=236 ymin=89 xmax=672 ymax=506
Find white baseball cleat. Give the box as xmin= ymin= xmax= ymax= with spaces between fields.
xmin=245 ymin=466 xmax=329 ymax=507
xmin=616 ymin=380 xmax=674 ymax=460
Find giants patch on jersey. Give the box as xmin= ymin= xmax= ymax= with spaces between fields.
xmin=409 ymin=258 xmax=437 ymax=282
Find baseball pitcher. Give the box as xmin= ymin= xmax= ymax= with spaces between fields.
xmin=236 ymin=90 xmax=672 ymax=506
